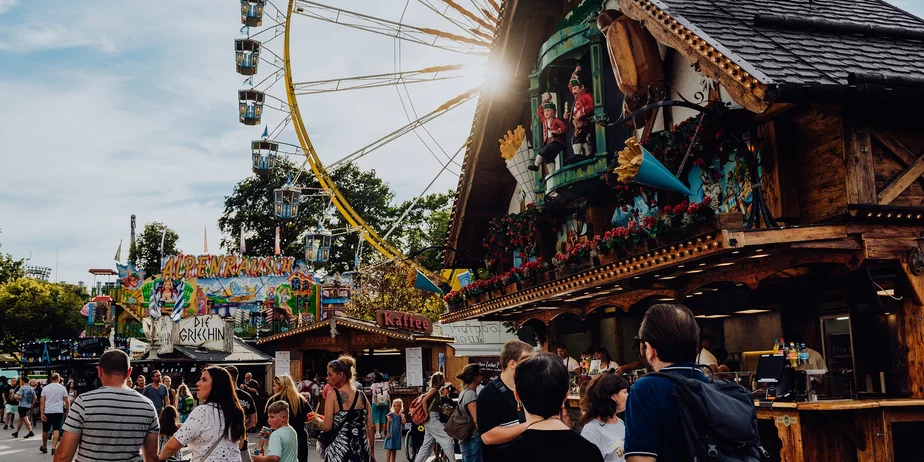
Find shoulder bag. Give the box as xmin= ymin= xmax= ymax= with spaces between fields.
xmin=443 ymin=391 xmax=474 ymax=441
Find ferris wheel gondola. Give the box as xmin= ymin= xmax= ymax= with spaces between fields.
xmin=251 ymin=139 xmax=279 ymax=175
xmin=274 ymin=177 xmax=301 ymax=220
xmin=305 ymin=223 xmax=333 ymax=265
xmin=235 ymin=38 xmax=262 ymax=75
xmin=241 ymin=0 xmax=266 ymax=27
xmin=239 ymin=89 xmax=265 ymax=125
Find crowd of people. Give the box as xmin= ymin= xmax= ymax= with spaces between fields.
xmin=0 ymin=302 xmax=762 ymax=461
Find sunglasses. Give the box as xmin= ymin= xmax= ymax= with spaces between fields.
xmin=329 ymin=360 xmax=343 ymax=371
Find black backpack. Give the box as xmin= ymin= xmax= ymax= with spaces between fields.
xmin=649 ymin=371 xmax=768 ymax=462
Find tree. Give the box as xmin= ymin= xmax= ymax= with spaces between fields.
xmin=345 ymin=259 xmax=445 ymax=321
xmin=128 ymin=222 xmax=180 ymax=278
xmin=0 ymin=240 xmax=25 ymax=285
xmin=392 ymin=191 xmax=453 ymax=273
xmin=0 ymin=279 xmax=87 ymax=354
xmin=218 ymin=158 xmax=396 ymax=273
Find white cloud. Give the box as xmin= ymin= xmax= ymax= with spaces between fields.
xmin=0 ymin=0 xmax=16 ymax=14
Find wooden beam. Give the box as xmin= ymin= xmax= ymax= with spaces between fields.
xmin=900 ymin=261 xmax=924 ymax=306
xmin=871 ymin=127 xmax=919 ymax=166
xmin=618 ymin=0 xmax=771 ymax=113
xmin=726 ymin=225 xmax=848 ymax=248
xmin=842 ymin=120 xmax=877 ymax=204
xmin=751 ymin=103 xmax=798 ymax=125
xmin=878 ymin=154 xmax=924 ymax=206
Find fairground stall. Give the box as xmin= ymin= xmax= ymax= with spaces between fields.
xmin=256 ymin=312 xmax=453 ymax=410
xmin=14 ymin=338 xmax=132 ymax=394
xmin=439 ymin=0 xmax=924 ymax=460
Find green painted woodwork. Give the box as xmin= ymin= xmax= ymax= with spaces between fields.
xmin=542 ymin=155 xmax=609 ymax=193
xmin=535 ymin=23 xmax=600 ymax=74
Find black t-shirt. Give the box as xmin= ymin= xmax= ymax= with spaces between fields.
xmin=477 ymin=378 xmax=525 ymax=462
xmin=497 ymin=429 xmax=604 ymax=462
xmin=0 ymin=383 xmax=10 ymax=403
xmin=243 ymin=379 xmax=260 ymax=393
xmin=237 ymin=388 xmax=257 ymax=418
xmin=7 ymin=386 xmax=19 ymax=406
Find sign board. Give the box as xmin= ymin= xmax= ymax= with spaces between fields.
xmin=469 ymin=356 xmax=502 ymax=373
xmin=405 ymin=347 xmax=423 ymax=387
xmin=376 ymin=310 xmax=433 ymax=334
xmin=303 ymin=336 xmax=337 ymax=346
xmin=275 ymin=351 xmax=291 ymax=377
xmin=435 ymin=321 xmax=516 ymax=345
xmin=173 ymin=315 xmax=234 ymax=352
xmin=355 ymin=335 xmax=388 ymax=346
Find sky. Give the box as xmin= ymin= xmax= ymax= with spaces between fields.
xmin=0 ymin=0 xmax=485 ymax=284
xmin=0 ymin=0 xmax=922 ymax=285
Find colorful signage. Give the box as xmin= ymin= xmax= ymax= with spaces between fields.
xmin=174 ymin=315 xmax=234 ymax=352
xmin=376 ymin=310 xmax=433 ymax=334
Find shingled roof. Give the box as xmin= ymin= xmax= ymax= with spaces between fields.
xmin=655 ymin=0 xmax=924 ymax=86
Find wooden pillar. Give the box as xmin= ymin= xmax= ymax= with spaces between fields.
xmin=590 ymin=41 xmax=607 ymax=156
xmin=898 ymin=297 xmax=924 ymax=398
xmin=842 ymin=120 xmax=877 ymax=204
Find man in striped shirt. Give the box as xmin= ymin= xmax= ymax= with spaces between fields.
xmin=54 ymin=350 xmax=159 ymax=462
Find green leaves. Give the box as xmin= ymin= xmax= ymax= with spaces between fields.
xmin=128 ymin=222 xmax=181 ymax=279
xmin=0 ymin=279 xmax=87 ymax=351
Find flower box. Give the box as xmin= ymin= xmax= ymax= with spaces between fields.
xmin=490 ymin=288 xmax=504 ymax=300
xmin=598 ymin=252 xmax=618 ymax=267
xmin=504 ymin=281 xmax=521 ymax=295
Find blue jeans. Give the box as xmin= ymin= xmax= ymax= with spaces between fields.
xmin=460 ymin=430 xmax=482 ymax=462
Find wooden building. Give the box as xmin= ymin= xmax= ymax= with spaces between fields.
xmin=441 ymin=0 xmax=924 ymax=460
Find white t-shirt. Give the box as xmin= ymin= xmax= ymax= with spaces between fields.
xmin=581 ymin=418 xmax=626 ymax=462
xmin=561 ymin=356 xmax=580 ymax=372
xmin=174 ymin=403 xmax=242 ymax=462
xmin=41 ymin=383 xmax=68 ymax=414
xmin=697 ymin=348 xmax=718 ymax=368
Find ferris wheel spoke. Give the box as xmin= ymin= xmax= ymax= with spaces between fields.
xmin=292 ymin=65 xmax=464 ymax=95
xmin=437 ymin=0 xmax=496 ymax=33
xmin=394 ymin=85 xmax=463 ymax=171
xmin=414 ymin=0 xmax=494 ymax=42
xmin=382 ymin=142 xmax=464 ymax=240
xmin=329 ymin=88 xmax=478 ymax=168
xmin=293 ymin=0 xmax=490 ymax=55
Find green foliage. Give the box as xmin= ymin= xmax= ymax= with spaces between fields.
xmin=0 ymin=241 xmax=25 ymax=285
xmin=393 ymin=191 xmax=453 ymax=273
xmin=346 ymin=259 xmax=445 ymax=322
xmin=0 ymin=279 xmax=88 ymax=351
xmin=219 ymin=159 xmax=452 ymax=275
xmin=128 ymin=222 xmax=181 ymax=278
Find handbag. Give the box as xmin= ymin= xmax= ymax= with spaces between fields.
xmin=443 ymin=402 xmax=474 ymax=441
xmin=409 ymin=393 xmax=429 ymax=425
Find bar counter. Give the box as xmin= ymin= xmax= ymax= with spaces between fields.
xmin=754 ymin=399 xmax=924 ymax=462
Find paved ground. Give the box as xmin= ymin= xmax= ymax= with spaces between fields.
xmin=1 ymin=427 xmax=457 ymax=462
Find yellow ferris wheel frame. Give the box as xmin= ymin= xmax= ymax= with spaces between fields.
xmin=282 ymin=0 xmax=444 ymax=281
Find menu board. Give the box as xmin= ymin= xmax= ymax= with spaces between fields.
xmin=275 ymin=351 xmax=291 ymax=378
xmin=405 ymin=347 xmax=423 ymax=387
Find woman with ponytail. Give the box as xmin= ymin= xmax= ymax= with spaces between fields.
xmin=579 ymin=372 xmax=629 ymax=462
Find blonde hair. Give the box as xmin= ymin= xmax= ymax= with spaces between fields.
xmin=267 ymin=400 xmax=290 ymax=418
xmin=267 ymin=374 xmax=304 ymax=414
xmin=177 ymin=384 xmax=191 ymax=398
xmin=391 ymin=398 xmax=403 ymax=413
xmin=329 ymin=355 xmax=356 ymax=383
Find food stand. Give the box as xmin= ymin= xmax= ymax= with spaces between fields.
xmin=256 ymin=312 xmax=453 ymax=409
xmin=438 ymin=0 xmax=924 ymax=459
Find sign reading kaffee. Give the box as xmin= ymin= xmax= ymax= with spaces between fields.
xmin=376 ymin=310 xmax=433 ymax=334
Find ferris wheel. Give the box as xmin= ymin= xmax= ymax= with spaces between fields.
xmin=234 ymin=0 xmax=497 ymax=275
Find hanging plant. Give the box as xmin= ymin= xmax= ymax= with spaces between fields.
xmin=483 ymin=206 xmax=541 ymax=261
xmin=641 ymin=102 xmax=739 ymax=177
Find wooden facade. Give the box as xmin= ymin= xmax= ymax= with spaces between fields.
xmin=440 ymin=0 xmax=924 ymax=460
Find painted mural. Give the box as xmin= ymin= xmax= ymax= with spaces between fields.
xmin=117 ymin=254 xmax=321 ymax=338
xmin=686 ymin=151 xmax=752 ymax=216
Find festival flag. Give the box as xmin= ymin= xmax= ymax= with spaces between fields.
xmin=114 ymin=239 xmax=122 ymax=262
xmin=240 ymin=225 xmax=247 ymax=253
xmin=261 ymin=125 xmax=269 ymax=139
xmin=274 ymin=226 xmax=281 ymax=255
xmin=159 ymin=227 xmax=167 ymax=258
xmin=203 ymin=226 xmax=209 ymax=253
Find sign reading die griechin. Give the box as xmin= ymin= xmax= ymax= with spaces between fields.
xmin=173 ymin=314 xmax=234 ymax=352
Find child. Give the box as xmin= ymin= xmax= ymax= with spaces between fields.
xmin=384 ymin=398 xmax=406 ymax=462
xmin=176 ymin=384 xmax=194 ymax=423
xmin=254 ymin=400 xmax=298 ymax=462
xmin=158 ymin=406 xmax=181 ymax=460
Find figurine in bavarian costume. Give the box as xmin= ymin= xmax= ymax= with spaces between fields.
xmin=564 ymin=65 xmax=595 ymax=161
xmin=528 ymin=92 xmax=569 ymax=172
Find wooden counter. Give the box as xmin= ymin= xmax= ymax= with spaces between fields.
xmin=755 ymin=399 xmax=924 ymax=462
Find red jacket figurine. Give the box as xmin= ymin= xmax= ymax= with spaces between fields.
xmin=537 ymin=105 xmax=568 ymax=146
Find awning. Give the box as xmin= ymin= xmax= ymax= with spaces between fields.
xmin=449 ymin=343 xmax=504 ymax=357
xmin=137 ymin=338 xmax=272 ymax=366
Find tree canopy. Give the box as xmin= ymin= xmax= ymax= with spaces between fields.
xmin=345 ymin=259 xmax=445 ymax=321
xmin=0 ymin=240 xmax=25 ymax=285
xmin=0 ymin=279 xmax=88 ymax=355
xmin=128 ymin=222 xmax=180 ymax=278
xmin=218 ymin=158 xmax=452 ymax=274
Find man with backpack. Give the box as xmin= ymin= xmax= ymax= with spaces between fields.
xmin=625 ymin=303 xmax=765 ymax=462
xmin=298 ymin=370 xmax=320 ymax=411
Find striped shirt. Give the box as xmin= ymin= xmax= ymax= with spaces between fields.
xmin=62 ymin=386 xmax=159 ymax=462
